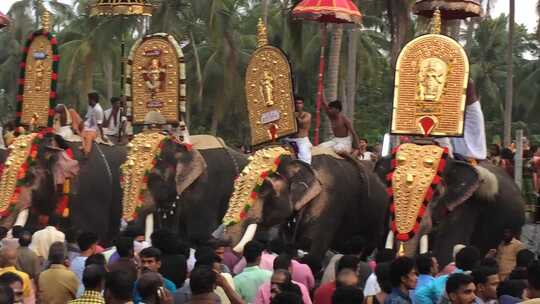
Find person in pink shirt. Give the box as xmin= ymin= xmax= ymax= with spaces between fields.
xmin=254 ymin=256 xmax=312 ymax=304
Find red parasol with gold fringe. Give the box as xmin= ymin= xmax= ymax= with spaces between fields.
xmin=292 ymin=0 xmax=362 ymax=145
xmin=0 ymin=11 xmax=9 ymax=29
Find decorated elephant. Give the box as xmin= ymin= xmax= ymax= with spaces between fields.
xmin=221 ymin=147 xmax=389 ymax=260
xmin=0 ymin=130 xmax=126 ymax=244
xmin=374 ymin=143 xmax=525 ymax=265
xmin=121 ymin=134 xmax=248 ymax=243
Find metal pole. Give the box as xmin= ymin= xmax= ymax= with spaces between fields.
xmin=515 ymin=129 xmax=523 ymax=189
xmin=504 ymin=0 xmax=515 ymax=147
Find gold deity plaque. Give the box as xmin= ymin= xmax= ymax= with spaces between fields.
xmin=391 ymin=34 xmax=469 ymax=137
xmin=17 ymin=31 xmax=59 ymax=128
xmin=126 ymin=33 xmax=186 ymax=124
xmin=246 ymin=20 xmax=297 ymax=146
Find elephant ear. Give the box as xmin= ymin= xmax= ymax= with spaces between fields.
xmin=438 ymin=160 xmax=480 ymax=212
xmin=286 ymin=160 xmax=322 ymax=211
xmin=374 ymin=156 xmax=393 ymax=184
xmin=175 ymin=149 xmax=207 ymax=195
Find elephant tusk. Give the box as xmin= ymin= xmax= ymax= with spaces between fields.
xmin=145 ymin=214 xmax=154 ymax=244
xmin=420 ymin=235 xmax=429 ymax=254
xmin=120 ymin=219 xmax=128 ymax=232
xmin=385 ymin=230 xmax=394 ymax=249
xmin=233 ymin=224 xmax=258 ymax=254
xmin=14 ymin=209 xmax=29 ymax=227
xmin=212 ymin=224 xmax=225 ymax=239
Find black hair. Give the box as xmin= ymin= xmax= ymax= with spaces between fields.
xmin=527 ymin=260 xmax=540 ymax=290
xmin=332 ymin=286 xmax=364 ymax=304
xmin=516 ymin=249 xmax=536 ymax=268
xmin=115 ymin=236 xmax=134 ymax=258
xmin=328 ymin=100 xmax=342 ymax=111
xmin=337 ymin=255 xmax=360 ymax=273
xmin=66 ymin=227 xmax=82 ymax=244
xmin=194 ymin=247 xmax=220 ymax=268
xmin=376 ymin=249 xmax=396 ymax=263
xmin=273 ymin=254 xmax=292 ymax=271
xmin=0 ymin=285 xmax=14 ymax=304
xmin=106 ymin=270 xmax=136 ymax=301
xmin=83 ymin=265 xmax=107 ymax=290
xmin=190 ymin=266 xmax=217 ymax=295
xmin=18 ymin=230 xmax=32 ymax=247
xmin=455 ymin=246 xmax=481 ymax=271
xmin=501 ymin=148 xmax=514 ymax=160
xmin=140 ymin=247 xmax=162 ymax=262
xmin=299 ymin=254 xmax=322 ymax=279
xmin=359 ymin=138 xmax=368 ymax=144
xmin=85 ymin=253 xmax=107 ymax=267
xmin=0 ymin=271 xmax=23 ymax=286
xmin=137 ymin=272 xmax=163 ymax=301
xmin=11 ymin=226 xmax=23 ymax=239
xmin=48 ymin=241 xmax=67 ymax=264
xmin=389 ymin=256 xmax=415 ymax=288
xmin=497 ymin=279 xmax=527 ymax=298
xmin=88 ymin=92 xmax=100 ymax=103
xmin=416 ymin=253 xmax=434 ymax=275
xmin=446 ymin=273 xmax=474 ymax=295
xmin=0 ymin=227 xmax=7 ymax=240
xmin=77 ymin=231 xmax=98 ymax=251
xmin=110 ymin=96 xmax=121 ymax=104
xmin=243 ymin=241 xmax=264 ymax=264
xmin=375 ymin=262 xmax=392 ymax=294
xmin=480 ymin=257 xmax=499 ymax=269
xmin=270 ymin=292 xmax=303 ymax=304
xmin=294 ymin=95 xmax=304 ymax=102
xmin=272 ymin=269 xmax=293 ymax=284
xmin=472 ymin=267 xmax=499 ymax=285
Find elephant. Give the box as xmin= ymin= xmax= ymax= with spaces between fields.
xmin=375 ymin=150 xmax=526 ymax=266
xmin=222 ymin=150 xmax=389 ymax=260
xmin=0 ymin=131 xmax=127 ymax=245
xmin=124 ymin=135 xmax=248 ymax=243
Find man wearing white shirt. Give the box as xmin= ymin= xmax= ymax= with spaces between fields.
xmin=29 ymin=215 xmax=65 ymax=263
xmin=103 ymin=97 xmax=126 ymax=144
xmin=451 ymin=81 xmax=487 ymax=162
xmin=82 ymin=92 xmax=104 ymax=156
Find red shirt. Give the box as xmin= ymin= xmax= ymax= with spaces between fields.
xmin=313 ymin=281 xmax=337 ymax=304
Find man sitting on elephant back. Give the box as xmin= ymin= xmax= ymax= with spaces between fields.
xmin=319 ymin=100 xmax=361 ymax=155
xmin=81 ymin=92 xmax=104 ymax=156
xmin=283 ymin=96 xmax=313 ymax=164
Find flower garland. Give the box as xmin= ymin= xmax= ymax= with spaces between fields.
xmin=223 ymin=147 xmax=291 ymax=227
xmin=0 ymin=130 xmax=51 ymax=217
xmin=386 ymin=144 xmax=448 ymax=242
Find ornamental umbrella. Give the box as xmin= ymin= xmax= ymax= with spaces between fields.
xmin=413 ymin=0 xmax=483 ymax=20
xmin=0 ymin=11 xmax=9 ymax=29
xmin=292 ymin=0 xmax=362 ymax=145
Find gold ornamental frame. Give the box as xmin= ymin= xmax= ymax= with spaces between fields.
xmin=391 ymin=33 xmax=469 ymax=137
xmin=126 ymin=33 xmax=186 ymax=125
xmin=246 ymin=20 xmax=297 ymax=146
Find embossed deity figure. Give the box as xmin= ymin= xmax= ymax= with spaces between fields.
xmin=416 ymin=57 xmax=448 ymax=102
xmin=260 ymin=71 xmax=275 ymax=106
xmin=34 ymin=60 xmax=47 ymax=91
xmin=143 ymin=58 xmax=166 ymax=94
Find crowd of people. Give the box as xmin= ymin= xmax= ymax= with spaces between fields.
xmin=0 ymin=219 xmax=539 ymax=304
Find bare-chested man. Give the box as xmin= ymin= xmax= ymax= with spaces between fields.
xmin=319 ymin=100 xmax=360 ymax=154
xmin=284 ymin=96 xmax=313 ymax=164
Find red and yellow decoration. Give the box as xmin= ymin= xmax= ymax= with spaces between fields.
xmin=223 ymin=146 xmax=291 ymax=227
xmin=0 ymin=133 xmax=43 ymax=217
xmin=121 ymin=132 xmax=168 ymax=221
xmin=16 ymin=28 xmax=59 ymax=128
xmin=386 ymin=143 xmax=448 ymax=242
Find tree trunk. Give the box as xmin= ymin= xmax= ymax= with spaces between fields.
xmin=345 ymin=27 xmax=358 ymax=121
xmin=104 ymin=56 xmax=113 ymax=102
xmin=323 ymin=24 xmax=343 ymax=139
xmin=190 ymin=31 xmax=203 ymax=107
xmin=262 ymin=0 xmax=269 ymax=25
xmin=79 ymin=54 xmax=94 ymax=112
xmin=504 ymin=0 xmax=514 ymax=147
xmin=388 ymin=0 xmax=412 ymax=69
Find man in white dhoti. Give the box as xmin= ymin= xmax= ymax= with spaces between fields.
xmin=284 ymin=96 xmax=313 ymax=164
xmin=319 ymin=100 xmax=361 ymax=154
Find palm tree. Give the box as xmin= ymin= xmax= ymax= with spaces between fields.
xmin=503 ymin=0 xmax=514 ymax=147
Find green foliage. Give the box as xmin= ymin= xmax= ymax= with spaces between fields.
xmin=0 ymin=0 xmax=539 ymax=145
